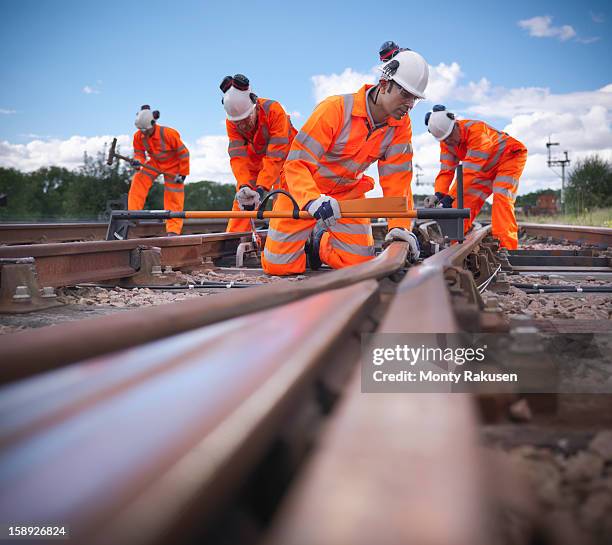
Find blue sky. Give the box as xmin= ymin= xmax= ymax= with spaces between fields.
xmin=1 ymin=0 xmax=610 ymax=194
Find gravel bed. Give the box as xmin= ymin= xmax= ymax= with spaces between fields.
xmin=503 ymin=430 xmax=612 ymax=544
xmin=485 ymin=285 xmax=612 ymax=320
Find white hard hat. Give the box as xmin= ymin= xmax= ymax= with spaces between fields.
xmin=223 ymin=86 xmax=256 ymax=121
xmin=378 ymin=49 xmax=429 ymax=99
xmin=135 ymin=109 xmax=155 ymax=131
xmin=425 ymin=106 xmax=456 ymax=140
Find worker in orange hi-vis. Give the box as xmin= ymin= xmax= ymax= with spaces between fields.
xmin=424 ymin=105 xmax=528 ymax=249
xmin=261 ymin=50 xmax=429 ymax=276
xmin=221 ymin=74 xmax=297 ymax=233
xmin=128 ymin=105 xmax=190 ymax=235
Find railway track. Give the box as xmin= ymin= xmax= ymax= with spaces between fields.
xmin=0 ymin=221 xmax=611 ymax=545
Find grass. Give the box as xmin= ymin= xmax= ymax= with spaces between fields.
xmin=478 ymin=207 xmax=612 ymax=228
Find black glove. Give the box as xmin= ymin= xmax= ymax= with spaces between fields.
xmin=173 ymin=174 xmax=186 ymax=184
xmin=130 ymin=159 xmax=142 ymax=168
xmin=439 ymin=193 xmax=454 ymax=208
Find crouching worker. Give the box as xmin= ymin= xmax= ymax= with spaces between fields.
xmin=424 ymin=105 xmax=527 ymax=249
xmin=262 ymin=50 xmax=429 ymax=275
xmin=221 ymin=74 xmax=297 ymax=233
xmin=129 ymin=105 xmax=190 ymax=235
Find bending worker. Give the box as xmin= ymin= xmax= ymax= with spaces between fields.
xmin=129 ymin=105 xmax=190 ymax=235
xmin=424 ymin=105 xmax=528 ymax=249
xmin=221 ymin=74 xmax=297 ymax=233
xmin=261 ymin=49 xmax=428 ymax=275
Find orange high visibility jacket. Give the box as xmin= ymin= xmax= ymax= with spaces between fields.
xmin=284 ymin=84 xmax=414 ymax=230
xmin=226 ymin=98 xmax=297 ymax=191
xmin=133 ymin=125 xmax=190 ymax=177
xmin=435 ymin=119 xmax=526 ymax=195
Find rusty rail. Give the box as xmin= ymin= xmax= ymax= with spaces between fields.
xmin=520 ymin=222 xmax=612 ymax=247
xmin=0 ymin=220 xmax=250 ymax=245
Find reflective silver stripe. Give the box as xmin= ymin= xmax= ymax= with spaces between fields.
xmin=267 ymin=226 xmax=311 ymax=243
xmin=179 ymin=152 xmax=189 ymax=159
xmin=463 ymin=162 xmax=482 ymax=172
xmin=329 ymin=222 xmax=372 ymax=236
xmin=493 ymin=186 xmax=516 ymax=199
xmin=441 ymin=164 xmax=456 ymax=172
xmin=466 ymin=149 xmax=489 ymax=160
xmin=494 ymin=175 xmax=519 ymax=187
xmin=385 ymin=142 xmax=411 ymax=159
xmin=470 ymin=178 xmax=493 ymax=189
xmin=378 ymin=127 xmax=396 ymax=158
xmin=164 ymin=185 xmax=184 ymax=193
xmin=484 ymin=136 xmax=507 ymax=172
xmin=464 ymin=121 xmax=476 ymax=128
xmin=229 ymin=139 xmax=245 ymax=149
xmin=326 ymin=94 xmax=355 ymax=157
xmin=229 ymin=148 xmax=248 ymax=158
xmin=262 ymin=99 xmax=274 ymax=114
xmin=141 ymin=169 xmax=158 ymax=181
xmin=330 ymin=239 xmax=375 ymax=257
xmin=160 ymin=127 xmax=166 ymax=152
xmin=263 ymin=247 xmax=304 ymax=264
xmin=176 ymin=145 xmax=186 ymax=152
xmin=295 ymin=132 xmax=325 ymax=158
xmin=287 ymin=149 xmax=318 ymax=164
xmin=269 ymin=137 xmax=289 ymax=145
xmin=466 ymin=187 xmax=489 ymax=201
xmin=317 ymin=164 xmax=348 ymax=184
xmin=267 ymin=149 xmax=287 ymax=159
xmin=440 ymin=153 xmax=456 ymax=161
xmin=379 ymin=161 xmax=412 ymax=176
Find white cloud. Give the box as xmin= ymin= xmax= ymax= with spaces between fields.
xmin=518 ymin=15 xmax=576 ymax=41
xmin=425 ymin=62 xmax=463 ymax=103
xmin=0 ymin=109 xmax=17 ymax=115
xmin=82 ymin=85 xmax=100 ymax=95
xmin=590 ymin=11 xmax=605 ymax=24
xmin=311 ymin=67 xmax=376 ymax=103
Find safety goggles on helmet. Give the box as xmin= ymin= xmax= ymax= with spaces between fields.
xmin=220 ymin=74 xmax=250 ymax=93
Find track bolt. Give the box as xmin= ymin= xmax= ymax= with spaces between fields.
xmin=12 ymin=285 xmax=31 ymax=302
xmin=164 ymin=266 xmax=173 ymax=274
xmin=151 ymin=265 xmax=163 ymax=276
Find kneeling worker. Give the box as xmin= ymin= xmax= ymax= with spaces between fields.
xmin=262 ymin=49 xmax=429 ymax=275
xmin=221 ymin=74 xmax=297 ymax=233
xmin=129 ymin=105 xmax=190 ymax=235
xmin=425 ymin=105 xmax=528 ymax=249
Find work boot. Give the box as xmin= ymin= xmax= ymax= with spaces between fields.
xmin=305 ymin=225 xmax=325 ymax=270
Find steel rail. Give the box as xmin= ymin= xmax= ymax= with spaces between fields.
xmin=0 ymin=220 xmax=252 ymax=245
xmin=0 ymin=233 xmax=250 ymax=287
xmin=262 ymin=226 xmax=494 ymax=545
xmin=0 ymin=281 xmax=379 ymax=545
xmin=520 ymin=222 xmax=612 ymax=247
xmin=0 ymin=243 xmax=409 ymax=384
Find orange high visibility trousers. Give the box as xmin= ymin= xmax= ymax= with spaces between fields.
xmin=128 ymin=171 xmax=185 ymax=234
xmin=261 ymin=192 xmax=375 ymax=275
xmin=459 ymin=149 xmax=527 ymax=249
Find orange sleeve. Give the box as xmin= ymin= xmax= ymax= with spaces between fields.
xmin=169 ymin=129 xmax=190 ymax=176
xmin=283 ymin=96 xmax=343 ymax=209
xmin=449 ymin=124 xmax=495 ymax=197
xmin=434 ymin=141 xmax=459 ymax=195
xmin=378 ymin=119 xmax=414 ymax=230
xmin=133 ymin=132 xmax=146 ymax=164
xmin=226 ymin=120 xmax=256 ymax=190
xmin=256 ymin=102 xmax=293 ymax=191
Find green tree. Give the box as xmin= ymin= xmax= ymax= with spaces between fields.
xmin=565 ymin=155 xmax=612 ymax=213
